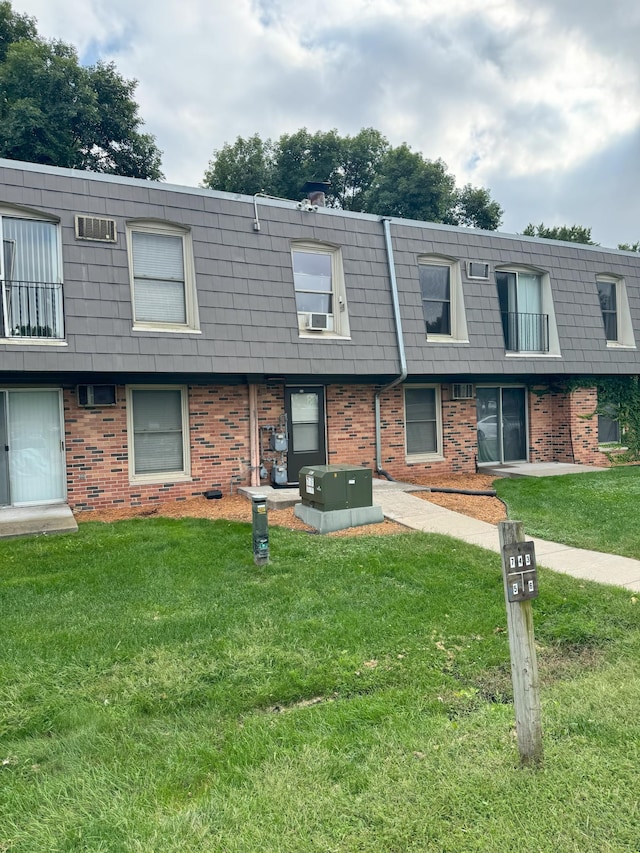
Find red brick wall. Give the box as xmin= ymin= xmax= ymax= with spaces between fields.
xmin=64 ymin=380 xmax=609 ymax=513
xmin=528 ymin=385 xmax=609 ymax=466
xmin=64 ymin=384 xmax=254 ymax=511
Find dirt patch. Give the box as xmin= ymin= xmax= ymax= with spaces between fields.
xmin=75 ymin=473 xmax=506 ymax=534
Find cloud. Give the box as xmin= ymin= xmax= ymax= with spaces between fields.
xmin=8 ymin=0 xmax=640 ymax=244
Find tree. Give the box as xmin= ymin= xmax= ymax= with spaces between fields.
xmin=203 ymin=128 xmax=503 ymax=229
xmin=522 ymin=223 xmax=596 ymax=244
xmin=0 ymin=1 xmax=162 ymax=179
xmin=363 ymin=145 xmax=457 ymax=223
xmin=618 ymin=241 xmax=640 ymax=252
xmin=202 ymin=134 xmax=273 ymax=195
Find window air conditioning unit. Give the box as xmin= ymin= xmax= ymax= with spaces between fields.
xmin=77 ymin=384 xmax=117 ymax=407
xmin=75 ymin=215 xmax=117 ymax=242
xmin=452 ymin=383 xmax=475 ymax=400
xmin=466 ymin=261 xmax=490 ymax=280
xmin=305 ymin=313 xmax=330 ymax=331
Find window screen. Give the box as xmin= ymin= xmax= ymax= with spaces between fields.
xmin=132 ymin=231 xmax=186 ymax=324
xmin=405 ymin=387 xmax=438 ymax=454
xmin=132 ymin=389 xmax=184 ymax=475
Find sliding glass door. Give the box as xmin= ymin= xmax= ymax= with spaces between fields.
xmin=476 ymin=387 xmax=527 ymax=464
xmin=1 ymin=389 xmax=66 ymax=505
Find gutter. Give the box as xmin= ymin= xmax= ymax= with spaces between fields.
xmin=375 ymin=218 xmax=407 ymax=480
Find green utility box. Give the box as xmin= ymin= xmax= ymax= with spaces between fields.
xmin=299 ymin=464 xmax=373 ymax=510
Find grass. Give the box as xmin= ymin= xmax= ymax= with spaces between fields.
xmin=1 ymin=517 xmax=639 ymax=851
xmin=495 ymin=466 xmax=640 ymax=558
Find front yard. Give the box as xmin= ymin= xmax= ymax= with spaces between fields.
xmin=1 ymin=516 xmax=639 ymax=851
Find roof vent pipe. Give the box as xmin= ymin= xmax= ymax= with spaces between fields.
xmin=375 ymin=218 xmax=407 ymax=481
xmin=303 ymin=180 xmax=330 ymax=208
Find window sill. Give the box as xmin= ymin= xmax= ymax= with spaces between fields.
xmin=133 ymin=325 xmax=201 ymax=335
xmin=298 ymin=332 xmax=352 ymax=341
xmin=605 ymin=342 xmax=636 ymax=350
xmin=504 ymin=351 xmax=562 ymax=358
xmin=426 ymin=336 xmax=469 ymax=344
xmin=1 ymin=337 xmax=68 ymax=346
xmin=405 ymin=453 xmax=445 ymax=464
xmin=129 ymin=473 xmax=192 ymax=486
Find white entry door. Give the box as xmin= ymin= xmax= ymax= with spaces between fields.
xmin=5 ymin=390 xmax=66 ymax=505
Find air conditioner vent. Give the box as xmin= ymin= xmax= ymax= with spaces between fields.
xmin=305 ymin=313 xmax=330 ymax=331
xmin=466 ymin=261 xmax=490 ymax=280
xmin=75 ymin=215 xmax=117 ymax=242
xmin=452 ymin=383 xmax=475 ymax=400
xmin=77 ymin=384 xmax=117 ymax=407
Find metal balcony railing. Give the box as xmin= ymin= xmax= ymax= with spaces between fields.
xmin=1 ymin=280 xmax=64 ymax=339
xmin=501 ymin=311 xmax=549 ymax=353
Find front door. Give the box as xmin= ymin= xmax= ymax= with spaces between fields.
xmin=1 ymin=389 xmax=66 ymax=505
xmin=476 ymin=387 xmax=527 ymax=465
xmin=285 ymin=386 xmax=327 ymax=483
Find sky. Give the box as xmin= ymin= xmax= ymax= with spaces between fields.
xmin=10 ymin=0 xmax=640 ymax=249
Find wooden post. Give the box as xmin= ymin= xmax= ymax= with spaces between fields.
xmin=498 ymin=520 xmax=543 ymax=768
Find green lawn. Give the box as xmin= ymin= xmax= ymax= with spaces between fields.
xmin=1 ymin=518 xmax=639 ymax=852
xmin=495 ymin=466 xmax=640 ymax=558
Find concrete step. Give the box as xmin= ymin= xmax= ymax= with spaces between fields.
xmin=0 ymin=504 xmax=78 ymax=539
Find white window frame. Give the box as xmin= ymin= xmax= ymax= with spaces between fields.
xmin=0 ymin=205 xmax=65 ymax=344
xmin=495 ymin=265 xmax=561 ymax=357
xmin=291 ymin=241 xmax=350 ymax=339
xmin=418 ymin=255 xmax=468 ymax=343
xmin=404 ymin=384 xmax=444 ymax=461
xmin=126 ymin=385 xmax=191 ymax=484
xmin=596 ymin=274 xmax=636 ymax=349
xmin=126 ymin=220 xmax=200 ymax=333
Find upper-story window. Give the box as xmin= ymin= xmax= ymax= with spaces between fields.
xmin=596 ymin=275 xmax=635 ymax=348
xmin=291 ymin=242 xmax=350 ymax=337
xmin=496 ymin=266 xmax=559 ymax=355
xmin=127 ymin=221 xmax=199 ymax=331
xmin=418 ymin=256 xmax=468 ymax=342
xmin=0 ymin=209 xmax=63 ymax=340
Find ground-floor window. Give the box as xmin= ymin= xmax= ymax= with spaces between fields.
xmin=404 ymin=385 xmax=441 ymax=457
xmin=598 ymin=409 xmax=620 ymax=444
xmin=127 ymin=386 xmax=190 ymax=481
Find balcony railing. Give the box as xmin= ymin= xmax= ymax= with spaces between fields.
xmin=501 ymin=311 xmax=549 ymax=353
xmin=1 ymin=280 xmax=64 ymax=340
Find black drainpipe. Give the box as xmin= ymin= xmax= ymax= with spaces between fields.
xmin=375 ymin=218 xmax=407 ymax=481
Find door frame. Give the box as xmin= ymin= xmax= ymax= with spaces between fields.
xmin=476 ymin=384 xmax=528 ymax=466
xmin=0 ymin=387 xmax=67 ymax=507
xmin=284 ymin=385 xmax=327 ymax=483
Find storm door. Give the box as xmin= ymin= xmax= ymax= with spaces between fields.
xmin=284 ymin=386 xmax=327 ymax=483
xmin=476 ymin=387 xmax=527 ymax=464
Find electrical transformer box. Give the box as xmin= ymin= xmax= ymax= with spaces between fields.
xmin=299 ymin=464 xmax=373 ymax=511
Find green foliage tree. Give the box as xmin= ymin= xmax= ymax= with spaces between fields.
xmin=522 ymin=222 xmax=596 ymax=244
xmin=617 ymin=241 xmax=640 ymax=252
xmin=203 ymin=127 xmax=503 ymax=229
xmin=0 ymin=1 xmax=162 ymax=179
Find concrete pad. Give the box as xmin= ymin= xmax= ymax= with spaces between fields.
xmin=0 ymin=504 xmax=78 ymax=539
xmin=294 ymin=502 xmax=384 ymax=534
xmin=238 ymin=485 xmax=300 ymax=509
xmin=483 ymin=462 xmax=609 ymax=479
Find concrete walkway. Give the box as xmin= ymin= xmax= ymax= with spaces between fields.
xmin=242 ymin=472 xmax=640 ymax=592
xmin=371 ymin=479 xmax=640 ymax=593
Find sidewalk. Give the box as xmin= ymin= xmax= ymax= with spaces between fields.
xmin=371 ymin=480 xmax=640 ymax=593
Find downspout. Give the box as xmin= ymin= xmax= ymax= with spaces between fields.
xmin=248 ymin=383 xmax=260 ymax=486
xmin=375 ymin=218 xmax=407 ymax=480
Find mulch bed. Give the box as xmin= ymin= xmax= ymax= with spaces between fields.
xmin=75 ymin=473 xmax=506 ymax=535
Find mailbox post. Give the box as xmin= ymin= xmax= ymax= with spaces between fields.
xmin=251 ymin=494 xmax=269 ymax=566
xmin=499 ymin=520 xmax=543 ymax=768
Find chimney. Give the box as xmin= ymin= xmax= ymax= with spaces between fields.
xmin=303 ymin=180 xmax=330 ymax=208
